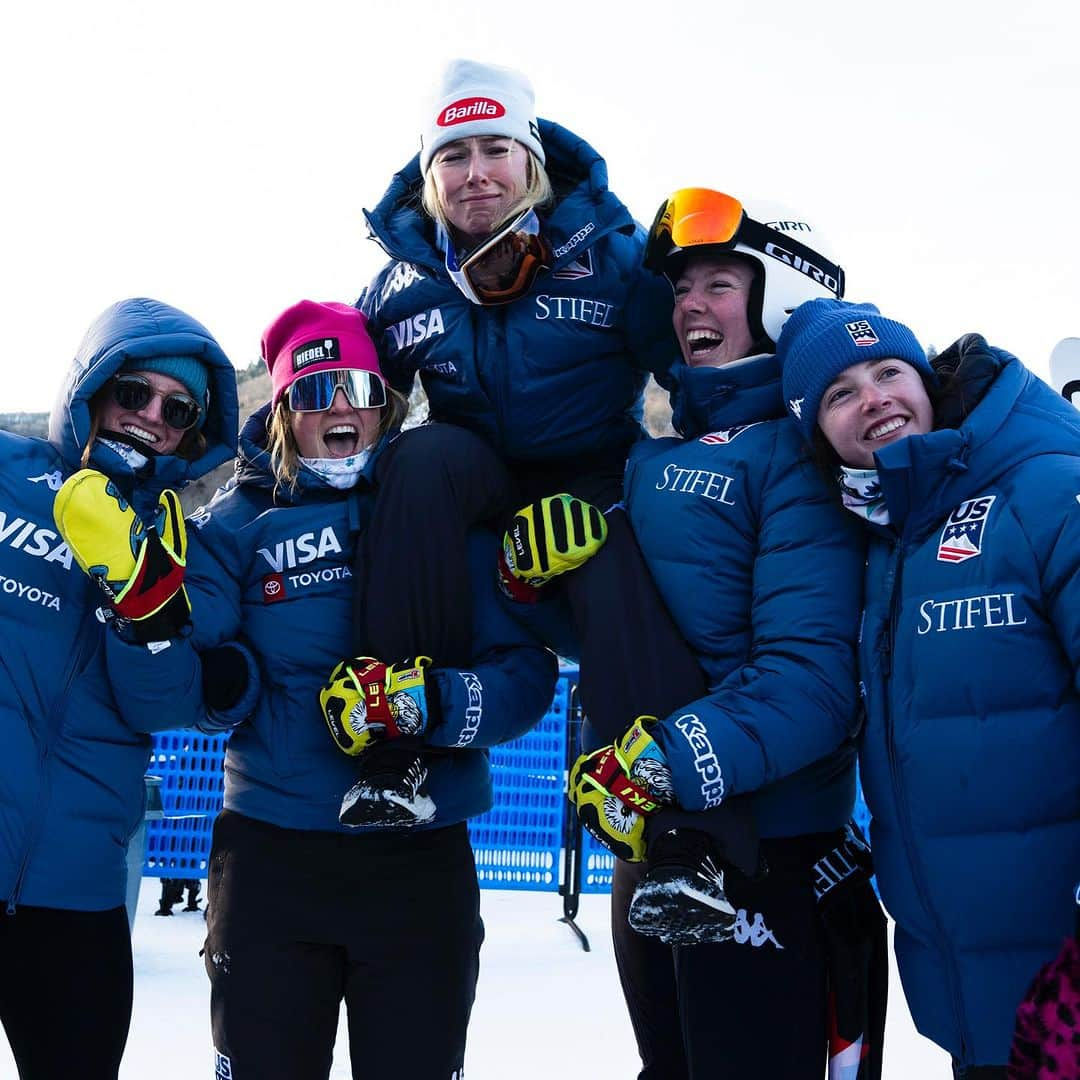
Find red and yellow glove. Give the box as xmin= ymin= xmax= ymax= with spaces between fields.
xmin=568 ymin=718 xmax=674 ymax=863
xmin=320 ymin=657 xmax=432 ymax=756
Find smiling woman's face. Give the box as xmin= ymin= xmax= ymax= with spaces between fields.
xmin=671 ymin=255 xmax=757 ymax=367
xmin=289 ymin=388 xmax=382 ymax=459
xmin=817 ymin=358 xmax=934 ymax=468
xmin=96 ymin=369 xmax=195 ymax=456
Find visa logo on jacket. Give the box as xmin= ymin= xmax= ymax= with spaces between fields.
xmin=387 ymin=309 xmax=444 ymax=352
xmin=0 ymin=509 xmax=73 ymax=569
xmin=257 ymin=527 xmax=342 ymax=572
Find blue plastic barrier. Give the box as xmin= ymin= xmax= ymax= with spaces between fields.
xmin=142 ymin=675 xmax=874 ymax=894
xmin=468 ymin=676 xmax=570 ymax=890
xmin=143 ymin=732 xmax=229 ymax=877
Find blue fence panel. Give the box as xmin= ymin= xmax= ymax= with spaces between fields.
xmin=144 ymin=732 xmax=228 ymax=876
xmin=468 ymin=676 xmax=570 ymax=890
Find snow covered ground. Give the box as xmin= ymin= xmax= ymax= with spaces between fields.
xmin=0 ymin=882 xmax=950 ymax=1078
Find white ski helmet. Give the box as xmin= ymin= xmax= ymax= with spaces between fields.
xmin=644 ymin=188 xmax=845 ymax=348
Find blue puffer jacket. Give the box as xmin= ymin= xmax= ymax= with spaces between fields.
xmin=358 ymin=119 xmax=678 ymax=464
xmin=0 ymin=298 xmax=238 ymax=911
xmin=170 ymin=406 xmax=557 ymax=832
xmin=622 ymin=355 xmax=866 ymax=837
xmin=856 ymin=337 xmax=1080 ymax=1066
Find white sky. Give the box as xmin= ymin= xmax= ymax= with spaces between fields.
xmin=2 ymin=0 xmax=1078 ymax=411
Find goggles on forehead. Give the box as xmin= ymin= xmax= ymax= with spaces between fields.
xmin=110 ymin=374 xmax=203 ymax=431
xmin=445 ymin=208 xmax=553 ymax=306
xmin=287 ymin=368 xmax=388 ymax=413
xmin=644 ymin=187 xmax=845 ymax=297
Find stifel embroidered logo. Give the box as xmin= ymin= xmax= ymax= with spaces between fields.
xmin=438 ymin=97 xmax=505 ymax=126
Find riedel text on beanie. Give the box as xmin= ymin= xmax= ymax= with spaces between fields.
xmin=778 ymin=299 xmax=932 ymax=443
xmin=420 ymin=58 xmax=544 ymax=176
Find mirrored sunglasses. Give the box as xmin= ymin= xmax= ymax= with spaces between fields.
xmin=287 ymin=368 xmax=388 ymax=413
xmin=109 ymin=374 xmax=203 ymax=431
xmin=446 ymin=208 xmax=552 ymax=306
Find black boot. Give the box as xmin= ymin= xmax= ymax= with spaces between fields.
xmin=155 ymin=878 xmax=184 ymax=916
xmin=628 ymin=828 xmax=740 ymax=946
xmin=339 ymin=746 xmax=436 ymax=829
xmin=182 ymin=879 xmax=202 ymax=912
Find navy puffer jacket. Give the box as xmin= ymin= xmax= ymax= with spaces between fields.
xmin=359 ymin=119 xmax=678 ymax=464
xmin=623 ymin=355 xmax=866 ymax=837
xmin=0 ymin=298 xmax=237 ymax=911
xmin=856 ymin=336 xmax=1080 ymax=1066
xmin=164 ymin=407 xmax=558 ymax=832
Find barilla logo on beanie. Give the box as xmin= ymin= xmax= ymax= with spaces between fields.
xmin=293 ymin=338 xmax=340 ymax=372
xmin=846 ymin=320 xmax=880 ymax=348
xmin=419 ymin=59 xmax=544 ymax=175
xmin=438 ymin=97 xmax=506 ymax=127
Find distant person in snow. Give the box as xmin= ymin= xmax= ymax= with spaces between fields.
xmin=0 ymin=298 xmax=240 ymax=1080
xmin=128 ymin=300 xmax=555 ymax=1079
xmin=778 ymin=299 xmax=1080 ymax=1079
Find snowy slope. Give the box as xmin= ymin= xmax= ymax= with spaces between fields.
xmin=0 ymin=885 xmax=949 ymax=1078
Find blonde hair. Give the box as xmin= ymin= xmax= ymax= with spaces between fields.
xmin=266 ymin=387 xmax=408 ymax=498
xmin=422 ymin=142 xmax=553 ymax=239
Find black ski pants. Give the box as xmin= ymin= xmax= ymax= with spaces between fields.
xmin=0 ymin=903 xmax=132 ymax=1080
xmin=204 ymin=810 xmax=483 ymax=1080
xmin=613 ymin=834 xmax=838 ymax=1080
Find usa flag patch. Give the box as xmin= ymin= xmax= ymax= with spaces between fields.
xmin=551 ymin=250 xmax=594 ymax=281
xmin=700 ymin=423 xmax=759 ymax=444
xmin=846 ymin=319 xmax=879 ymax=347
xmin=937 ymin=495 xmax=996 ymax=563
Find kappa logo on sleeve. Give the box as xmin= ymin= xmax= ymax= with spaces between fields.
xmin=27 ymin=471 xmax=63 ymax=492
xmin=937 ymin=495 xmax=996 ymax=563
xmin=453 ymin=671 xmax=483 ymax=747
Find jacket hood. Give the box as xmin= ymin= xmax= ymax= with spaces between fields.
xmin=668 ymin=353 xmax=784 ymax=438
xmin=875 ymin=335 xmax=1080 ymax=531
xmin=233 ymin=402 xmax=387 ymax=501
xmin=47 ymin=298 xmax=239 ymax=500
xmin=363 ymin=118 xmax=636 ymax=275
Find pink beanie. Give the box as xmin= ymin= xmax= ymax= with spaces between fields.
xmin=262 ymin=301 xmax=384 ymax=407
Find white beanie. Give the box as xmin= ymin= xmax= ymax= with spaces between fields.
xmin=419 ymin=58 xmax=545 ymax=176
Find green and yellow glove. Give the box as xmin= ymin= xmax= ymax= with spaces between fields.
xmin=497 ymin=493 xmax=608 ymax=603
xmin=568 ymin=718 xmax=674 ymax=863
xmin=53 ymin=468 xmax=189 ymax=642
xmin=320 ymin=656 xmax=433 ymax=756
